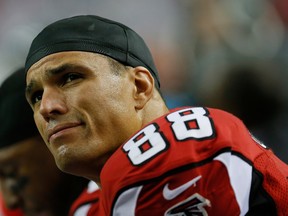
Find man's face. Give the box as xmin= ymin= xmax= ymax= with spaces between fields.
xmin=0 ymin=136 xmax=65 ymax=216
xmin=25 ymin=51 xmax=141 ymax=179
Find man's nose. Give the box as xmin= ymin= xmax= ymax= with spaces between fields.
xmin=39 ymin=88 xmax=68 ymax=121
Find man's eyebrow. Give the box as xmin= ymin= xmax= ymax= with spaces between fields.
xmin=25 ymin=63 xmax=78 ymax=97
xmin=48 ymin=63 xmax=78 ymax=75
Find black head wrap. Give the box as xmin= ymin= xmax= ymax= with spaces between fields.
xmin=0 ymin=68 xmax=38 ymax=149
xmin=25 ymin=15 xmax=160 ymax=89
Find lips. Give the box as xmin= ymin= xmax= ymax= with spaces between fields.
xmin=47 ymin=122 xmax=82 ymax=143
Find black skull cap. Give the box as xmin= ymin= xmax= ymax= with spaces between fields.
xmin=25 ymin=15 xmax=160 ymax=88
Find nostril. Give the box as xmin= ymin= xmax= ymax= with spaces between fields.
xmin=39 ymin=92 xmax=68 ymax=119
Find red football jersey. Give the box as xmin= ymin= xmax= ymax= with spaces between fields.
xmin=69 ymin=181 xmax=101 ymax=216
xmin=100 ymin=107 xmax=288 ymax=215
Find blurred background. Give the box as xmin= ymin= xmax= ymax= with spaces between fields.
xmin=0 ymin=0 xmax=287 ymax=163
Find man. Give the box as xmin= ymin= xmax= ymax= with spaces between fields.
xmin=24 ymin=15 xmax=288 ymax=215
xmin=0 ymin=68 xmax=92 ymax=216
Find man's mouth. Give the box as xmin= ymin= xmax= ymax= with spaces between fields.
xmin=47 ymin=122 xmax=82 ymax=143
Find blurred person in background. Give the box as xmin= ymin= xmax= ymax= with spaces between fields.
xmin=199 ymin=62 xmax=288 ymax=164
xmin=0 ymin=68 xmax=91 ymax=216
xmin=181 ymin=0 xmax=288 ymax=163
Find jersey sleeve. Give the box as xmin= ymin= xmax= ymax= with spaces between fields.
xmin=100 ymin=107 xmax=288 ymax=216
xmin=69 ymin=181 xmax=102 ymax=216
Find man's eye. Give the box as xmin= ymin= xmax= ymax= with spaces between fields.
xmin=64 ymin=73 xmax=82 ymax=84
xmin=31 ymin=91 xmax=43 ymax=104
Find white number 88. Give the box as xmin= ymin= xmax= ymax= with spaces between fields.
xmin=123 ymin=107 xmax=214 ymax=165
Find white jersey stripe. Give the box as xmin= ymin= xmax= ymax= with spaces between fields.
xmin=113 ymin=186 xmax=143 ymax=216
xmin=214 ymin=152 xmax=252 ymax=216
xmin=73 ymin=204 xmax=92 ymax=216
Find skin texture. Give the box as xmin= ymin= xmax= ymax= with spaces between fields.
xmin=26 ymin=51 xmax=169 ymax=184
xmin=0 ymin=136 xmax=72 ymax=216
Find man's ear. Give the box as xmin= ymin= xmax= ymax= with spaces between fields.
xmin=133 ymin=66 xmax=154 ymax=110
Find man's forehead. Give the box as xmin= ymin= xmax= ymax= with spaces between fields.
xmin=27 ymin=52 xmax=67 ymax=75
xmin=28 ymin=51 xmax=105 ymax=72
